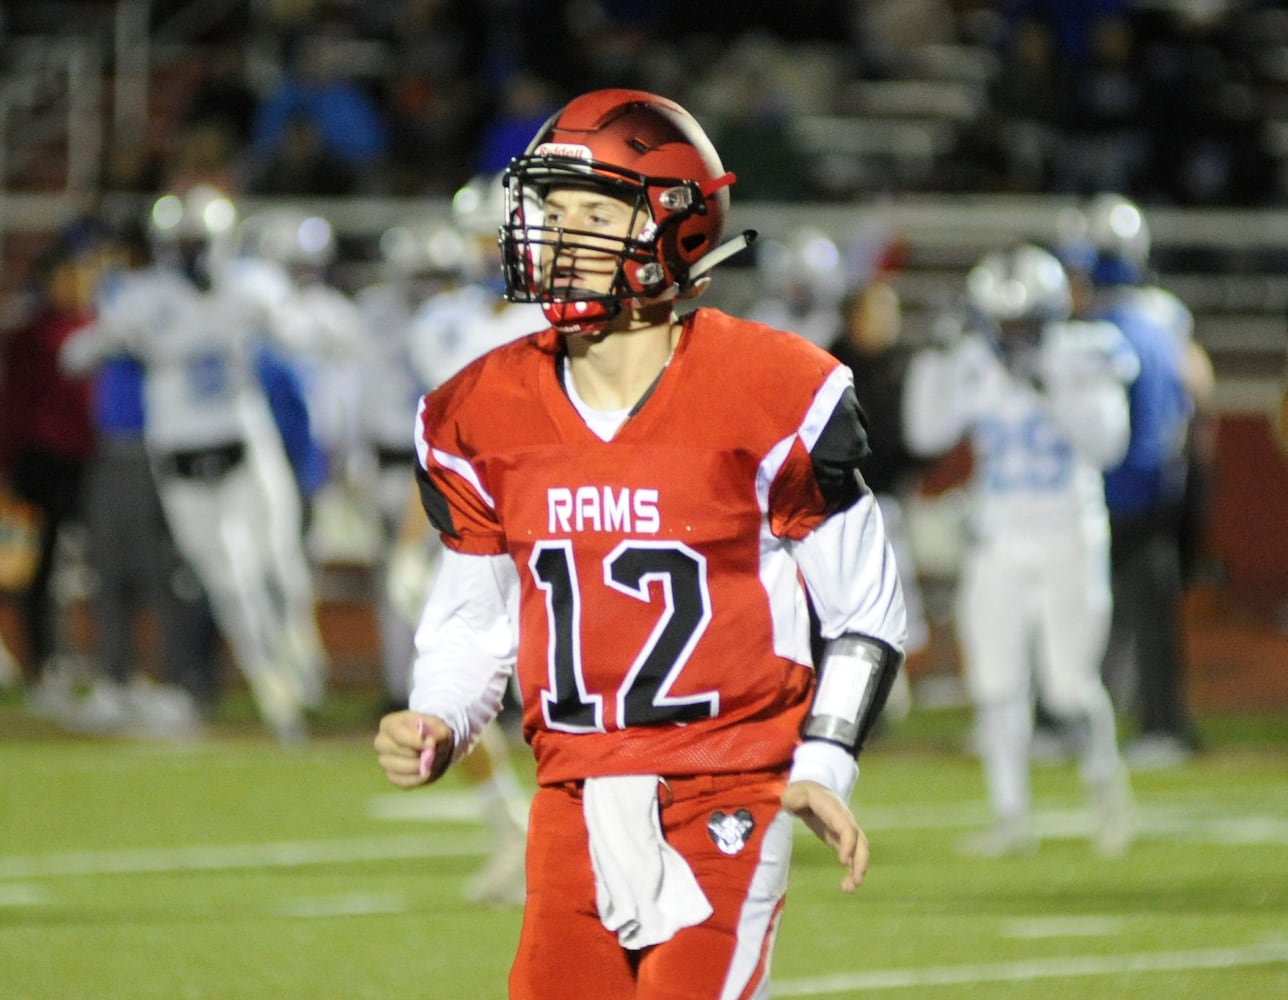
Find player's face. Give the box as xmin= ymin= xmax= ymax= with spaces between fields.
xmin=539 ymin=186 xmax=644 ymax=299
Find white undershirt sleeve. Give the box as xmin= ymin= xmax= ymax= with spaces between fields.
xmin=409 ymin=548 xmax=520 ymax=762
xmin=786 ymin=493 xmax=908 ymax=799
xmin=790 ymin=491 xmax=907 ymax=647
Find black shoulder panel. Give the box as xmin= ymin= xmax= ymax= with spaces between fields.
xmin=415 ymin=462 xmax=459 ymax=538
xmin=811 ymin=385 xmax=871 ymax=509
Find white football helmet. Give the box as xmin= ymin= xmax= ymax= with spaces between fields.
xmin=449 ymin=173 xmax=509 ymax=281
xmin=755 ymin=225 xmax=847 ymax=308
xmin=148 ymin=184 xmax=237 ymax=282
xmin=378 ymin=218 xmax=468 ymax=281
xmin=1083 ymin=192 xmax=1150 ymax=271
xmin=149 ymin=185 xmax=237 ymax=243
xmin=236 ymin=208 xmax=336 ymax=272
xmin=1059 ymin=192 xmax=1150 ymax=286
xmin=451 ymin=173 xmax=508 ymax=237
xmin=966 ymin=243 xmax=1072 ymax=326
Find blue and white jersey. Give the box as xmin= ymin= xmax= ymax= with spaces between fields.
xmin=75 ymin=265 xmax=272 ymax=453
xmin=904 ymin=319 xmax=1136 ymax=543
xmin=1091 ymin=287 xmax=1192 ymax=516
xmin=353 ymin=279 xmax=432 ymax=452
xmin=406 ymin=282 xmax=546 ymax=390
xmin=1133 ymin=284 xmax=1194 ymax=345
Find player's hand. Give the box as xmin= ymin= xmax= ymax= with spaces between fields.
xmin=374 ymin=710 xmax=453 ymax=788
xmin=782 ymin=779 xmax=870 ymax=894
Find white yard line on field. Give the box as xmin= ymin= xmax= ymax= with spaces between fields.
xmin=0 ymin=883 xmax=53 ymax=906
xmin=772 ymin=940 xmax=1288 ymax=995
xmin=5 ymin=796 xmax=1288 ymax=884
xmin=0 ymin=832 xmax=485 ymax=880
xmin=365 ymin=790 xmax=484 ymax=821
xmin=999 ymin=916 xmax=1131 ymax=939
xmin=276 ymin=892 xmax=412 ymax=918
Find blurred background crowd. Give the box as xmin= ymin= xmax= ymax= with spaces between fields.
xmin=1 ymin=0 xmax=1286 ymax=773
xmin=2 ymin=0 xmax=1286 ymax=205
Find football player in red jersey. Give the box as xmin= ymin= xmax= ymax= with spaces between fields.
xmin=374 ymin=89 xmax=907 ymax=1000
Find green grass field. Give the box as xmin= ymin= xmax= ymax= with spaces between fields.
xmin=2 ymin=692 xmax=1286 ymax=999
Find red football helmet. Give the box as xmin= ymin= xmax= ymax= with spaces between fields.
xmin=500 ymin=89 xmax=754 ymax=333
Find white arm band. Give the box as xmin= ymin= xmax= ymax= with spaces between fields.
xmin=801 ymin=634 xmax=903 ymax=756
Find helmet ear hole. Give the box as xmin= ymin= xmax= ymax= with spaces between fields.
xmin=681 ymin=234 xmax=707 ymax=254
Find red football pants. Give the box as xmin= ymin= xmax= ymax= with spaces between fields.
xmin=509 ymin=771 xmax=793 ymax=1000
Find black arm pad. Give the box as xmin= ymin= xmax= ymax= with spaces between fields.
xmin=801 ymin=634 xmax=904 ymax=756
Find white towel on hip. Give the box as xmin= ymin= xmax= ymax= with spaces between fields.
xmin=582 ymin=774 xmax=714 ymax=950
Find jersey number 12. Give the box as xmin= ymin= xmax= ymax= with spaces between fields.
xmin=530 ymin=539 xmax=718 ymax=734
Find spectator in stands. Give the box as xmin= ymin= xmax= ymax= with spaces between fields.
xmin=1003 ymin=0 xmax=1131 ymax=71
xmin=248 ymin=32 xmax=388 ymax=193
xmin=708 ymin=48 xmax=813 ymax=201
xmin=826 ymin=275 xmax=933 ymax=719
xmin=1138 ymin=28 xmax=1274 ymax=206
xmin=0 ymin=222 xmax=101 ymax=714
xmin=984 ymin=12 xmax=1074 ymax=192
xmin=473 ymin=71 xmax=562 ymax=176
xmin=1000 ymin=0 xmax=1146 ymax=195
xmin=181 ymin=47 xmax=259 ymax=151
xmin=244 ymin=112 xmax=358 ymax=196
xmin=382 ymin=34 xmax=487 ymax=196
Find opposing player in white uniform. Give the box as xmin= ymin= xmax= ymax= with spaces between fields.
xmin=352 ymin=218 xmax=454 ymax=708
xmin=355 ymin=187 xmax=545 ymax=709
xmin=378 ymin=174 xmax=547 ymax=908
xmin=61 ymin=186 xmax=325 ymax=744
xmin=406 ymin=175 xmax=550 ymax=388
xmin=233 ymin=209 xmax=374 ymax=564
xmin=746 ymin=225 xmax=848 ymax=349
xmin=903 ymin=243 xmax=1137 ymax=856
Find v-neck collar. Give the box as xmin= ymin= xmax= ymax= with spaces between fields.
xmin=545 ymin=311 xmax=694 ymax=443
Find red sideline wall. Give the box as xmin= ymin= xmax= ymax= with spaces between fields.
xmin=1186 ymin=414 xmax=1288 ymax=710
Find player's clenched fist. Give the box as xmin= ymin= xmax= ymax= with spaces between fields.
xmin=374 ymin=710 xmax=453 ymax=787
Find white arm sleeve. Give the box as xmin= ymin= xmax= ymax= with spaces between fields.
xmin=902 ymin=340 xmax=980 ymax=458
xmin=59 ymin=321 xmax=113 ymax=375
xmin=409 ymin=548 xmax=520 ymax=762
xmin=1039 ymin=321 xmax=1136 ymax=470
xmin=61 ymin=272 xmax=162 ymax=374
xmin=790 ymin=491 xmax=907 ymax=647
xmin=786 ymin=493 xmax=908 ymax=800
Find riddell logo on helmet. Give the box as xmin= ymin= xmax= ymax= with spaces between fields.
xmin=534 ymin=142 xmax=593 ymax=161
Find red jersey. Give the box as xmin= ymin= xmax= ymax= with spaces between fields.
xmin=414 ymin=307 xmax=864 ymax=785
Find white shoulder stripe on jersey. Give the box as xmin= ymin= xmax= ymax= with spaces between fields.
xmin=414 ymin=398 xmax=497 ymax=512
xmin=413 ymin=396 xmax=430 ymax=467
xmin=430 ymin=446 xmax=496 ymax=511
xmin=799 ymin=364 xmax=854 ymax=452
xmin=754 ymin=365 xmax=855 ymax=515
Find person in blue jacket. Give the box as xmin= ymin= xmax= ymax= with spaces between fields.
xmin=1076 ymin=194 xmax=1203 ymax=767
